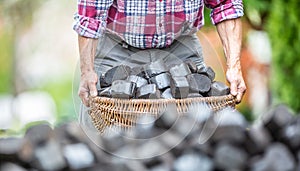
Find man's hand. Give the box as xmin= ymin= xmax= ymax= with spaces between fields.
xmin=226 ymin=64 xmax=246 ymax=103
xmin=78 ymin=35 xmax=99 ymax=107
xmin=78 ymin=71 xmax=98 ymax=107
xmin=216 ymin=18 xmax=246 ymax=103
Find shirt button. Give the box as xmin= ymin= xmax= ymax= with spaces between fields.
xmin=159 ymin=23 xmax=162 ymax=27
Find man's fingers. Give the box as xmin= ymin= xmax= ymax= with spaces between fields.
xmin=236 ymin=89 xmax=245 ymax=103
xmin=79 ymin=94 xmax=89 ymax=107
xmin=236 ymin=84 xmax=246 ymax=104
xmin=78 ymin=71 xmax=99 ymax=107
xmin=88 ymin=81 xmax=98 ymax=97
xmin=82 ymin=97 xmax=89 ymax=107
xmin=237 ymin=93 xmax=243 ymax=103
xmin=78 ymin=88 xmax=90 ymax=107
xmin=226 ymin=67 xmax=246 ymax=103
xmin=230 ymin=81 xmax=238 ymax=96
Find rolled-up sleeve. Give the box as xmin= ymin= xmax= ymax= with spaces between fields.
xmin=204 ymin=0 xmax=244 ymax=25
xmin=73 ymin=0 xmax=113 ymax=39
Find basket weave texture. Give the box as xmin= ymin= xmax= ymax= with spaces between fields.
xmin=89 ymin=95 xmax=236 ymax=133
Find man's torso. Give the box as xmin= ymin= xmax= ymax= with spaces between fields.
xmin=105 ymin=0 xmax=205 ymax=48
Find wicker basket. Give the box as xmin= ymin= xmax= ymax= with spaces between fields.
xmin=89 ymin=94 xmax=236 ymax=133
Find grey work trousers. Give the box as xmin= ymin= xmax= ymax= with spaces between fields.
xmin=79 ymin=33 xmax=205 ymax=133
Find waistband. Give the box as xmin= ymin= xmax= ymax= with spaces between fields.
xmin=105 ymin=33 xmax=193 ymax=51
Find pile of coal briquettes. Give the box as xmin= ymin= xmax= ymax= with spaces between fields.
xmin=98 ymin=59 xmax=229 ymax=99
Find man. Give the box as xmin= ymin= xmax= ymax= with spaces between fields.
xmin=74 ymin=0 xmax=246 ymax=107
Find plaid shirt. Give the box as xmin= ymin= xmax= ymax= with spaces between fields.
xmin=73 ymin=0 xmax=243 ymax=49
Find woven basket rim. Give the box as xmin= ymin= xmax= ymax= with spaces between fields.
xmin=90 ymin=94 xmax=236 ymax=104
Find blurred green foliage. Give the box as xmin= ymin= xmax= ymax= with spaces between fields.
xmin=0 ymin=32 xmax=13 ymax=93
xmin=203 ymin=7 xmax=213 ymax=27
xmin=243 ymin=0 xmax=271 ymax=30
xmin=244 ymin=0 xmax=300 ymax=113
xmin=268 ymin=0 xmax=300 ymax=112
xmin=42 ymin=80 xmax=77 ymax=124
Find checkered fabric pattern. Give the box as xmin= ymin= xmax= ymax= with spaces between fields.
xmin=73 ymin=0 xmax=244 ymax=49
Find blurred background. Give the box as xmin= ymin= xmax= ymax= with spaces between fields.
xmin=0 ymin=0 xmax=299 ymax=135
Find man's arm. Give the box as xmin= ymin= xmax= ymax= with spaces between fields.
xmin=74 ymin=0 xmax=113 ymax=106
xmin=216 ymin=18 xmax=246 ymax=103
xmin=78 ymin=36 xmax=99 ymax=106
xmin=204 ymin=0 xmax=245 ymax=103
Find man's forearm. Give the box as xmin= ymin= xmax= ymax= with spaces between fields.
xmin=78 ymin=35 xmax=99 ymax=74
xmin=216 ymin=18 xmax=246 ymax=103
xmin=77 ymin=35 xmax=99 ymax=106
xmin=216 ymin=18 xmax=242 ymax=69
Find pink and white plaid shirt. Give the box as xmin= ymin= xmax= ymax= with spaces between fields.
xmin=73 ymin=0 xmax=243 ymax=49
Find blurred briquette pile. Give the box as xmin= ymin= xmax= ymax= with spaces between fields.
xmin=0 ymin=105 xmax=299 ymax=171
